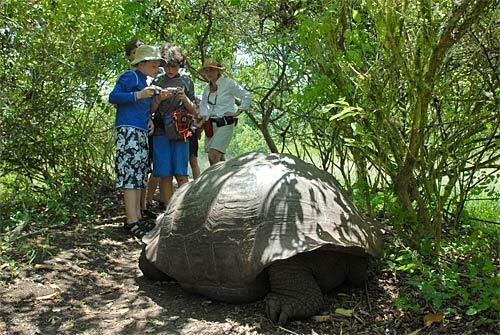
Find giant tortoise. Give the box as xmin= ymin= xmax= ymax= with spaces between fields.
xmin=140 ymin=152 xmax=382 ymax=324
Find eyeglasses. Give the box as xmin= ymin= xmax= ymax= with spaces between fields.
xmin=207 ymin=92 xmax=217 ymax=105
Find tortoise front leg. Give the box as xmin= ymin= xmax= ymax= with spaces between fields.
xmin=265 ymin=258 xmax=324 ymax=324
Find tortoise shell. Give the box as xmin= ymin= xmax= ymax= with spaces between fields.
xmin=143 ymin=152 xmax=382 ymax=300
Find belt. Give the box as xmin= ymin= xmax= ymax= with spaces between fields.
xmin=209 ymin=116 xmax=237 ymax=127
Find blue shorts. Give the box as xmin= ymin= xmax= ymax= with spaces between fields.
xmin=152 ymin=135 xmax=189 ymax=177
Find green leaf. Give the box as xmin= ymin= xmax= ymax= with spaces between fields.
xmin=466 ymin=307 xmax=478 ymax=316
xmin=329 ymin=106 xmax=363 ymax=121
xmin=352 ymin=9 xmax=360 ymax=22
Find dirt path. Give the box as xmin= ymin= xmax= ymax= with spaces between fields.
xmin=0 ymin=194 xmax=496 ymax=335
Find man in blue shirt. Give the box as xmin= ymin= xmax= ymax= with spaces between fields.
xmin=109 ymin=44 xmax=162 ymax=238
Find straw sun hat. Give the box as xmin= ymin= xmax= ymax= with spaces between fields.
xmin=130 ymin=45 xmax=163 ymax=65
xmin=199 ymin=59 xmax=225 ymax=73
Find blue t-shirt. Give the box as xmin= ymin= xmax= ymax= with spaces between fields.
xmin=109 ymin=70 xmax=151 ymax=131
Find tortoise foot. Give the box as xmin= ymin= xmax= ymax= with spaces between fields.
xmin=265 ymin=291 xmax=324 ymax=324
xmin=265 ymin=293 xmax=295 ymax=324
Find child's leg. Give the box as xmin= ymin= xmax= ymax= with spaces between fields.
xmin=175 ymin=174 xmax=188 ymax=187
xmin=124 ymin=188 xmax=140 ymax=223
xmin=135 ymin=189 xmax=142 ymax=220
xmin=159 ymin=176 xmax=174 ymax=206
xmin=146 ymin=175 xmax=160 ymax=205
xmin=189 ymin=155 xmax=201 ymax=179
xmin=140 ymin=187 xmax=147 ymax=210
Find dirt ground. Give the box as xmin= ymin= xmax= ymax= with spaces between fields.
xmin=0 ymin=193 xmax=497 ymax=335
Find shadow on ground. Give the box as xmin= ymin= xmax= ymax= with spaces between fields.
xmin=0 ymin=192 xmax=496 ymax=334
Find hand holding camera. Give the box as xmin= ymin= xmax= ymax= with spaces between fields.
xmin=136 ymin=86 xmax=158 ymax=99
xmin=175 ymin=87 xmax=190 ymax=104
xmin=166 ymin=87 xmax=182 ymax=94
xmin=152 ymin=85 xmax=163 ymax=96
xmin=156 ymin=86 xmax=184 ymax=101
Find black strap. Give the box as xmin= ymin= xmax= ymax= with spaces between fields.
xmin=210 ymin=116 xmax=236 ymax=127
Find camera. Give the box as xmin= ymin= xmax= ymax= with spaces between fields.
xmin=166 ymin=86 xmax=184 ymax=95
xmin=152 ymin=85 xmax=163 ymax=96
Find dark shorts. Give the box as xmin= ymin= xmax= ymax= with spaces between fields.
xmin=189 ymin=128 xmax=199 ymax=157
xmin=115 ymin=126 xmax=148 ymax=189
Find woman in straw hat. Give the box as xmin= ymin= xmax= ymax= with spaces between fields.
xmin=199 ymin=59 xmax=252 ymax=165
xmin=109 ymin=44 xmax=163 ymax=238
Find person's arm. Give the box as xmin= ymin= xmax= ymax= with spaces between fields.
xmin=179 ymin=93 xmax=194 ymax=114
xmin=108 ymin=71 xmax=136 ymax=104
xmin=150 ymin=77 xmax=175 ymax=116
xmin=147 ymin=119 xmax=154 ymax=136
xmin=229 ymin=79 xmax=251 ymax=113
xmin=199 ymin=87 xmax=209 ymax=120
xmin=151 ymin=96 xmax=161 ymax=116
xmin=109 ymin=71 xmax=156 ymax=104
xmin=149 ymin=77 xmax=162 ymax=115
xmin=171 ymin=76 xmax=194 ymax=114
xmin=192 ymin=97 xmax=204 ymax=127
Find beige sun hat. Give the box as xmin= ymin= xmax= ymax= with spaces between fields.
xmin=199 ymin=59 xmax=225 ymax=73
xmin=130 ymin=45 xmax=163 ymax=65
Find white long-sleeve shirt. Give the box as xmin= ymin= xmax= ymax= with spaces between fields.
xmin=199 ymin=76 xmax=251 ymax=119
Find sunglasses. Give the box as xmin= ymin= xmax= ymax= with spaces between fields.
xmin=207 ymin=92 xmax=217 ymax=106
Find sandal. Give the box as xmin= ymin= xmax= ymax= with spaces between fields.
xmin=124 ymin=221 xmax=146 ymax=238
xmin=145 ymin=201 xmax=156 ymax=209
xmin=141 ymin=208 xmax=156 ymax=219
xmin=131 ymin=223 xmax=147 ymax=239
xmin=141 ymin=220 xmax=156 ymax=233
xmin=124 ymin=221 xmax=136 ymax=232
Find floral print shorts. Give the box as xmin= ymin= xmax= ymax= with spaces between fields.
xmin=115 ymin=126 xmax=148 ymax=189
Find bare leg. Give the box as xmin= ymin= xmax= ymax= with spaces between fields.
xmin=145 ymin=175 xmax=160 ymax=205
xmin=135 ymin=190 xmax=142 ymax=220
xmin=208 ymin=148 xmax=224 ymax=166
xmin=189 ymin=155 xmax=201 ymax=179
xmin=140 ymin=188 xmax=147 ymax=210
xmin=159 ymin=176 xmax=174 ymax=206
xmin=123 ymin=188 xmax=140 ymax=223
xmin=175 ymin=174 xmax=188 ymax=187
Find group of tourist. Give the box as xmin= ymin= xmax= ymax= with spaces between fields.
xmin=109 ymin=40 xmax=252 ymax=238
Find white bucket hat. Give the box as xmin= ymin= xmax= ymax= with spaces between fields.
xmin=130 ymin=45 xmax=163 ymax=65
